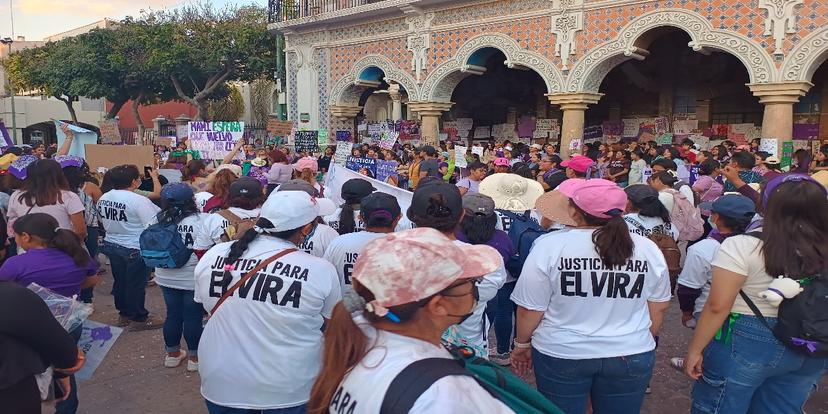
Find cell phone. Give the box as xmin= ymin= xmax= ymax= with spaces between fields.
xmin=144 ymin=166 xmax=153 ymax=177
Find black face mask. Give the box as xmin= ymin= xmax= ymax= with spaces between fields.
xmin=443 ymin=282 xmax=479 ymax=324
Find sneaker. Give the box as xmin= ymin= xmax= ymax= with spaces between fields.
xmin=187 ymin=359 xmax=199 ymax=372
xmin=669 ymin=357 xmax=685 ymax=372
xmin=164 ymin=350 xmax=187 ymax=368
xmin=129 ymin=316 xmax=164 ymax=332
xmin=490 ymin=351 xmax=511 ymax=366
xmin=116 ymin=316 xmax=131 ymax=327
xmin=147 ymin=277 xmax=157 ymax=287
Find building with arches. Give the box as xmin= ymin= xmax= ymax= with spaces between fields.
xmin=269 ymin=0 xmax=828 ymax=154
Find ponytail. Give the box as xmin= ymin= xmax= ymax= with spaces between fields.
xmin=12 ymin=213 xmax=90 ymax=267
xmin=573 ymin=202 xmax=634 ymax=267
xmin=221 ymin=218 xmax=301 ymax=280
xmin=337 ymin=203 xmax=358 ymax=235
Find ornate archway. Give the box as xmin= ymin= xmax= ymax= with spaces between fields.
xmin=420 ymin=33 xmax=565 ymax=103
xmin=781 ymin=27 xmax=828 ymax=83
xmin=328 ymin=55 xmax=421 ymax=107
xmin=566 ymin=9 xmax=776 ymax=93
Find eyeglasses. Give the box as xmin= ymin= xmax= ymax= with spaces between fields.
xmin=440 ymin=279 xmax=480 ymax=302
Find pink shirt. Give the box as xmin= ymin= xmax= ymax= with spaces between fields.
xmin=7 ymin=190 xmax=85 ymax=235
xmin=692 ymin=176 xmax=723 ymax=215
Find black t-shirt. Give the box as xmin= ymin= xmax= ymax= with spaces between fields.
xmin=318 ymin=155 xmax=332 ymax=172
xmin=419 ymin=159 xmax=441 ymax=178
xmin=608 ymin=160 xmax=630 ymax=181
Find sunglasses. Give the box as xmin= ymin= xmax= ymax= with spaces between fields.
xmin=440 ymin=278 xmax=481 ymax=302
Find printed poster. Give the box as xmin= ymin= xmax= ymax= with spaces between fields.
xmin=336 ymin=130 xmax=352 ymax=142
xmin=376 ymin=160 xmax=399 ymax=183
xmin=75 ymin=321 xmax=124 ymax=380
xmin=378 ymin=131 xmax=398 ymax=150
xmin=345 ymin=156 xmax=377 ymax=177
xmin=317 ymin=129 xmax=330 ymax=147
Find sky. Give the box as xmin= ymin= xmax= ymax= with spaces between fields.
xmin=1 ymin=0 xmax=268 ymax=41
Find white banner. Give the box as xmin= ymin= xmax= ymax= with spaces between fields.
xmin=325 ymin=164 xmax=412 ymax=215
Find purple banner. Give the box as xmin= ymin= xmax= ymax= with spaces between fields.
xmin=792 ymin=123 xmax=819 ymax=140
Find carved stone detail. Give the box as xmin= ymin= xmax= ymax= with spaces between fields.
xmin=421 ymin=33 xmax=564 ymax=102
xmin=780 ymin=26 xmax=828 ymax=82
xmin=329 ymin=55 xmax=421 ymax=107
xmin=758 ymin=0 xmax=804 ymax=56
xmin=551 ymin=0 xmax=584 ymax=71
xmin=406 ymin=12 xmax=434 ymax=84
xmin=567 ymin=9 xmax=776 ymax=93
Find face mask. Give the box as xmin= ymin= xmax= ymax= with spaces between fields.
xmin=303 ymin=222 xmax=318 ymax=245
xmin=708 ymin=216 xmax=718 ymax=232
xmin=444 ymin=282 xmax=479 ymax=324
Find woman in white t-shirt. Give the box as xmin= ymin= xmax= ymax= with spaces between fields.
xmin=684 ymin=175 xmax=828 ymax=413
xmin=624 ymin=184 xmax=679 ymax=241
xmin=194 ymin=191 xmax=341 ymax=413
xmin=152 ymin=183 xmax=214 ymax=372
xmin=511 ymin=179 xmax=671 ymax=414
xmin=6 ymin=159 xmax=86 ymax=239
xmin=271 ymin=179 xmax=339 ymax=258
xmin=323 ymin=178 xmax=375 ymax=235
xmin=202 ymin=177 xmax=265 ymax=244
xmin=308 ymin=227 xmax=513 ymax=413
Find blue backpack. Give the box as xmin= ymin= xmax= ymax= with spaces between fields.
xmin=498 ymin=210 xmax=549 ymax=278
xmin=139 ymin=217 xmax=192 ymax=269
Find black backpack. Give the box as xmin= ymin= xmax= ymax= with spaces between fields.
xmin=739 ymin=233 xmax=828 ymax=358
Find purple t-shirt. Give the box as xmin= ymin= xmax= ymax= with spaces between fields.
xmin=0 ymin=248 xmax=97 ymax=297
xmin=455 ymin=229 xmax=514 ymax=263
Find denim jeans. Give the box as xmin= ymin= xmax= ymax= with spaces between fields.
xmin=532 ymin=348 xmax=655 ymax=414
xmin=55 ymin=324 xmax=82 ymax=414
xmin=79 ymin=226 xmax=100 ymax=303
xmin=205 ymin=400 xmax=306 ymax=414
xmin=160 ymin=286 xmax=204 ymax=356
xmin=485 ymin=281 xmax=516 ymax=354
xmin=691 ymin=315 xmax=828 ymax=414
xmin=100 ymin=241 xmax=150 ymax=322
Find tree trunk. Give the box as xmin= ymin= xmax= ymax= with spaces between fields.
xmin=196 ymin=99 xmax=210 ymax=121
xmin=131 ymin=99 xmax=146 ymax=145
xmin=106 ymin=99 xmax=127 ymax=120
xmin=57 ymin=96 xmax=79 ymax=124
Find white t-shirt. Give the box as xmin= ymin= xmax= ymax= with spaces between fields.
xmin=299 ymin=223 xmax=338 ymax=258
xmin=98 ymin=190 xmax=161 ymax=249
xmin=194 ymin=238 xmax=341 ymax=409
xmin=395 ymin=215 xmax=416 ymax=231
xmin=452 ymin=239 xmax=506 ymax=358
xmin=624 ymin=213 xmax=679 ymax=241
xmin=203 ymin=207 xmax=261 ymax=244
xmin=322 ymin=231 xmax=387 ymax=294
xmin=511 ymin=228 xmax=671 ymax=359
xmin=195 ymin=191 xmax=213 ymax=212
xmin=333 ymin=318 xmax=514 ymax=414
xmin=711 ymin=232 xmax=778 ymax=317
xmin=677 ymin=238 xmax=721 ymax=315
xmin=151 ymin=213 xmax=214 ymax=291
xmin=323 ymin=208 xmax=364 ymax=233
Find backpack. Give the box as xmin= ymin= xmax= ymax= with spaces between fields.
xmin=218 ymin=210 xmax=258 ymax=242
xmin=739 ymin=233 xmax=828 ymax=358
xmin=673 ymin=181 xmax=700 ymax=206
xmin=625 ymin=219 xmax=681 ymax=289
xmin=498 ymin=210 xmax=549 ymax=278
xmin=139 ymin=217 xmax=192 ymax=269
xmin=664 ymin=188 xmax=704 ymax=241
xmin=381 ymin=346 xmax=564 ymax=414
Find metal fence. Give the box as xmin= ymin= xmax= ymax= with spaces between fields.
xmin=268 ymin=0 xmax=384 ymax=22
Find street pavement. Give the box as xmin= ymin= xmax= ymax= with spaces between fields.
xmin=60 ymin=267 xmax=827 ymax=414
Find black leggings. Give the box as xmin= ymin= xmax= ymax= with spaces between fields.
xmin=0 ymin=375 xmax=41 ymax=414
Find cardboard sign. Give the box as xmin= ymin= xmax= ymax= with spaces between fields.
xmin=98 ymin=119 xmax=122 ymax=144
xmin=267 ymin=118 xmax=293 ymax=136
xmin=55 ymin=120 xmax=98 ymax=158
xmin=84 ymin=144 xmax=154 ymax=171
xmin=295 ymin=130 xmax=319 ymax=153
xmin=187 ymin=121 xmax=245 ymax=160
xmin=334 ymin=142 xmax=353 ymax=166
xmin=154 ymin=136 xmax=176 ymax=147
xmin=455 ymin=146 xmax=468 ymax=168
xmin=376 ymin=160 xmax=399 ymax=183
xmin=759 ymin=138 xmax=779 ymax=157
xmin=345 ymin=156 xmax=377 ymax=177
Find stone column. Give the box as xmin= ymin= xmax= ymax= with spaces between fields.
xmin=408 ymin=101 xmax=454 ymax=145
xmin=329 ymin=105 xmax=363 ymax=136
xmin=748 ymin=82 xmax=813 ymax=141
xmin=389 ymin=84 xmax=403 ymax=121
xmin=547 ymin=92 xmax=603 ymax=159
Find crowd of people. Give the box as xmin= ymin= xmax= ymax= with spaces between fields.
xmin=0 ymin=129 xmax=825 ymax=414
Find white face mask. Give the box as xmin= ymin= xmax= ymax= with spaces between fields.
xmin=708 ymin=215 xmax=719 ymax=232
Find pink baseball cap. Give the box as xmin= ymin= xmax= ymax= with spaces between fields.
xmin=353 ymin=228 xmax=502 ymax=307
xmin=293 ymin=157 xmax=319 ymax=173
xmin=569 ymin=179 xmax=627 ymax=219
xmin=493 ymin=157 xmax=510 ymax=167
xmin=560 ymin=155 xmax=595 ymax=174
xmin=534 ymin=178 xmax=585 ymax=227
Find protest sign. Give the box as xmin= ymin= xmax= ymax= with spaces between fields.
xmin=569 ymin=138 xmax=582 ymax=152
xmin=456 ymin=118 xmax=473 ymax=131
xmin=267 ymin=118 xmax=293 ymax=136
xmin=175 ymin=124 xmax=189 ymax=142
xmin=334 ymin=142 xmax=353 ymax=166
xmin=471 ymin=146 xmax=484 ymax=159
xmin=792 ymin=140 xmax=811 ymax=153
xmin=0 ymin=121 xmax=12 ymax=148
xmin=379 ymin=131 xmax=398 ymax=150
xmin=85 ymin=144 xmax=154 ymax=172
xmin=602 ymin=121 xmax=624 ymax=136
xmin=655 ymin=117 xmax=670 ymax=135
xmin=295 ymin=130 xmax=320 ymax=153
xmin=793 ymin=123 xmax=819 ymax=140
xmin=455 ymin=146 xmax=468 ymax=168
xmin=188 ymin=121 xmax=245 ymax=160
xmin=443 ymin=121 xmax=458 ymax=131
xmin=474 ymin=126 xmax=491 ymax=139
xmin=318 ymin=129 xmax=330 ymax=147
xmin=673 ymin=119 xmax=698 ymax=135
xmin=689 ymin=165 xmax=700 ymax=186
xmin=781 ymin=141 xmax=794 ymax=170
xmin=326 ymin=164 xmax=412 ymax=215
xmin=689 ymin=134 xmax=710 ymax=150
xmin=98 ymin=119 xmax=122 ymax=144
xmin=345 ymin=156 xmax=377 ymax=177
xmin=367 ymin=123 xmax=383 ymax=136
xmin=622 ymin=119 xmax=641 ymax=137
xmin=154 ymin=136 xmax=176 ymax=147
xmin=533 ymin=129 xmax=549 ymax=140
xmin=642 ymin=167 xmax=653 ymax=184
xmin=75 ymin=320 xmax=124 ymax=381
xmin=536 ymin=119 xmax=555 ymax=130
xmin=759 ymin=138 xmax=778 ymax=157
xmin=336 ymin=130 xmax=352 ymax=142
xmin=583 ymin=125 xmax=603 ymax=141
xmin=158 ymin=169 xmax=182 ymax=184
xmin=376 ymin=160 xmax=399 ymax=183
xmin=55 ymin=120 xmax=98 ymax=158
xmin=656 ymin=133 xmax=674 ymax=145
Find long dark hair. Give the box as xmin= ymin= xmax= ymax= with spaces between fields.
xmin=220 ymin=218 xmax=301 ymax=282
xmin=13 ymin=213 xmax=90 ymax=267
xmin=181 ymin=160 xmax=207 ymax=182
xmin=338 ymin=203 xmax=360 ymax=236
xmin=628 ymin=194 xmax=671 ymax=223
xmin=18 ymin=159 xmax=70 ymax=207
xmin=157 ymin=198 xmax=200 ymax=224
xmin=63 ymin=162 xmax=97 ymax=191
xmin=573 ymin=202 xmax=634 ymax=267
xmin=761 ymin=180 xmax=828 ymax=278
xmin=459 ymin=212 xmax=498 ymax=244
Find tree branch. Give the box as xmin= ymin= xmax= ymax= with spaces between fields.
xmin=170 ymin=75 xmax=198 ymax=106
xmin=196 ymin=68 xmax=233 ymax=101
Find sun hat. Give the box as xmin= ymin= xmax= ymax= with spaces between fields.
xmin=160 ymin=182 xmax=194 ymax=205
xmin=569 ymin=179 xmax=628 ymax=219
xmin=462 ymin=193 xmax=496 ymax=217
xmin=764 ymin=156 xmax=781 ymax=165
xmin=493 ymin=157 xmax=510 ymax=167
xmin=560 ymin=155 xmax=595 ymax=174
xmin=530 ymin=144 xmax=543 ymax=150
xmin=352 ymin=227 xmax=502 ymax=308
xmin=534 ymin=178 xmax=585 ymax=227
xmin=699 ymin=194 xmax=756 ymax=220
xmin=478 ymin=173 xmax=544 ymax=212
xmin=293 ymin=157 xmax=319 ymax=173
xmin=260 ymin=190 xmax=334 ymax=232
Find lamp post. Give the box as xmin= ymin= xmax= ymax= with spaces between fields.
xmin=1 ymin=37 xmax=17 ymax=144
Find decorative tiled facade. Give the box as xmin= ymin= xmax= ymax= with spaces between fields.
xmin=316 ymin=48 xmax=330 ymax=130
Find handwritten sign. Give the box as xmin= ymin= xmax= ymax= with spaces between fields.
xmin=267 ymin=118 xmax=293 ymax=136
xmin=656 ymin=133 xmax=674 ymax=145
xmin=154 ymin=136 xmax=176 ymax=147
xmin=455 ymin=118 xmax=473 ymax=131
xmin=98 ymin=119 xmax=122 ymax=144
xmin=376 ymin=160 xmax=399 ymax=183
xmin=334 ymin=142 xmax=353 ymax=166
xmin=622 ymin=119 xmax=642 ymax=137
xmin=318 ymin=129 xmax=330 ymax=146
xmin=379 ymin=131 xmax=398 ymax=150
xmin=455 ymin=145 xmax=468 ymax=168
xmin=759 ymin=138 xmax=779 ymax=157
xmin=673 ymin=119 xmax=698 ymax=135
xmin=345 ymin=156 xmax=377 ymax=177
xmin=471 ymin=146 xmax=484 ymax=159
xmin=474 ymin=126 xmax=491 ymax=139
xmin=295 ymin=130 xmax=319 ymax=154
xmin=187 ymin=121 xmax=245 ymax=160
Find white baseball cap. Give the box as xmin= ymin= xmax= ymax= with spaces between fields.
xmin=260 ymin=191 xmax=337 ymax=232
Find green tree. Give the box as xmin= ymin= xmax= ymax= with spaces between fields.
xmin=208 ymin=84 xmax=245 ymax=121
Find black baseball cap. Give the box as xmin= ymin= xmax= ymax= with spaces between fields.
xmin=361 ymin=192 xmax=402 ymax=221
xmin=407 ymin=180 xmax=463 ymax=222
xmin=229 ymin=176 xmax=263 ymax=199
xmin=420 ymin=145 xmax=438 ymax=157
xmin=342 ymin=178 xmax=376 ymax=203
xmin=624 ymin=184 xmax=659 ymax=205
